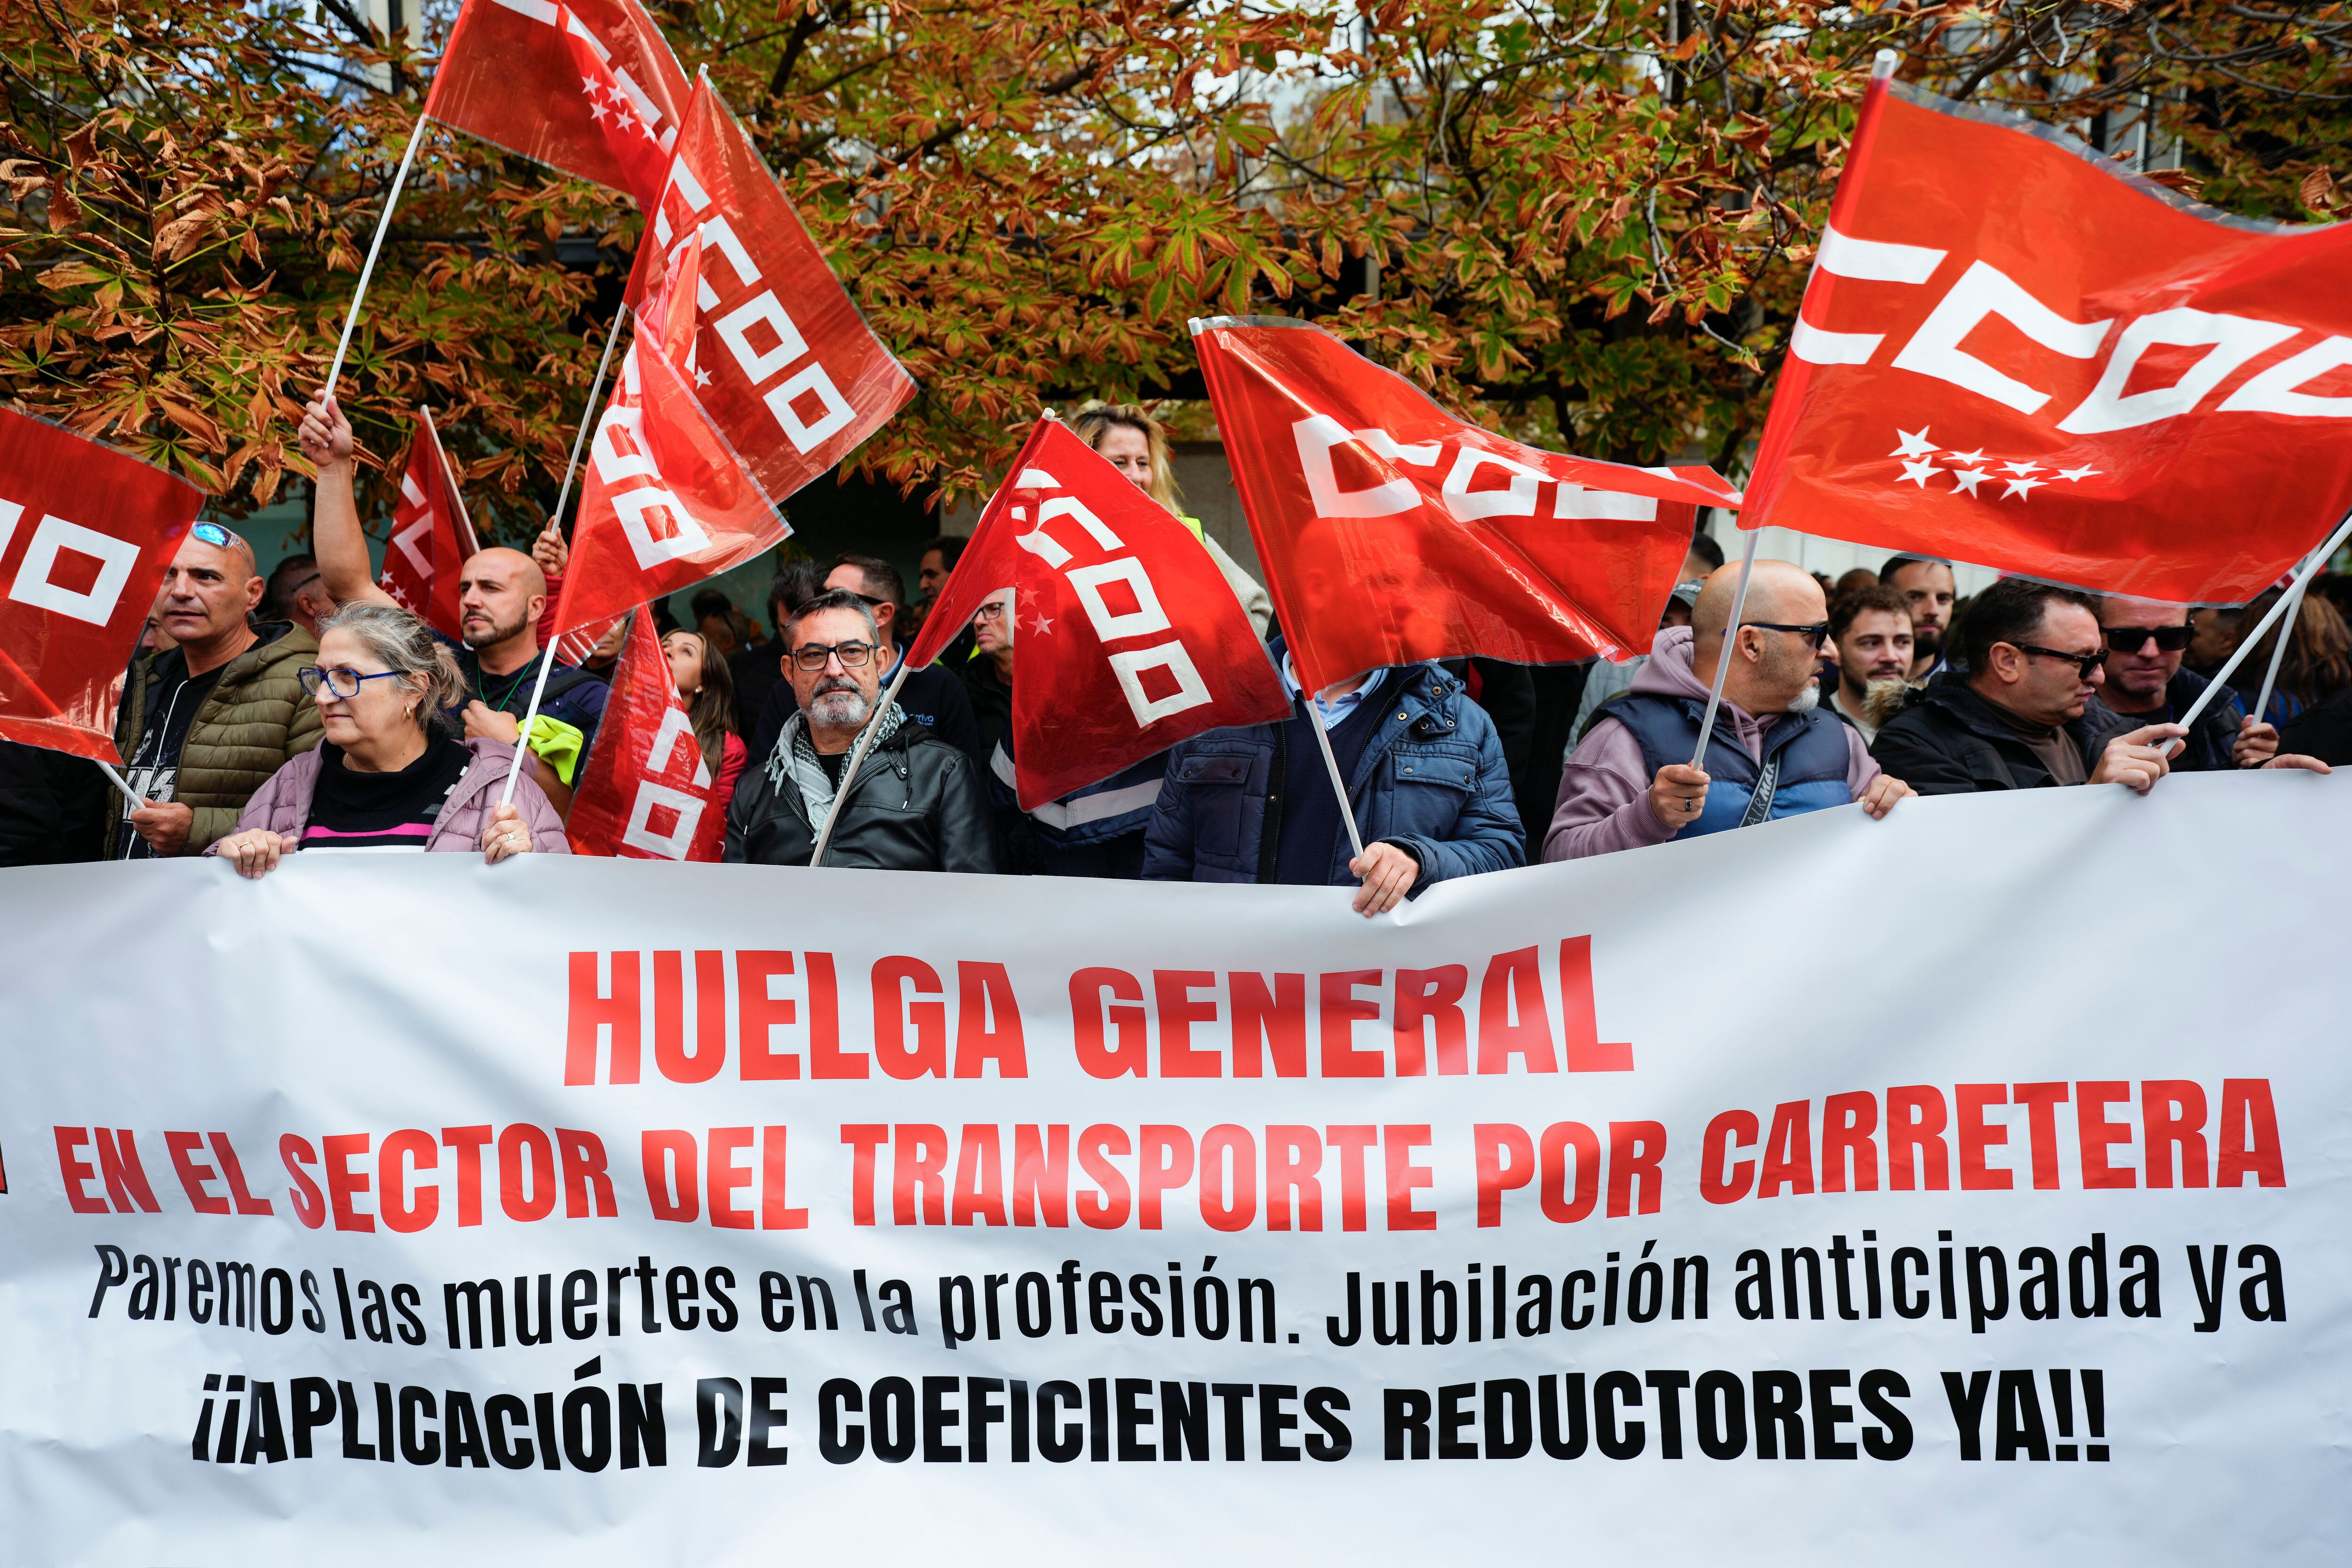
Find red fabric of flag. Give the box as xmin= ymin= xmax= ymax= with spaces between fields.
xmin=564 ymin=608 xmax=724 ymax=860
xmin=378 ymin=410 xmax=478 ymax=642
xmin=550 ymin=235 xmax=791 ymax=637
xmin=424 ymin=0 xmax=690 ymax=200
xmin=1743 ymin=79 xmax=2352 ymax=603
xmin=1194 ymin=316 xmax=1740 ymax=695
xmin=624 ymin=78 xmax=917 ymax=505
xmin=912 ymin=419 xmax=1290 ymax=810
xmin=0 ymin=410 xmax=207 ymax=760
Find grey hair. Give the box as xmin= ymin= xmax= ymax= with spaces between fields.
xmin=786 ymin=587 xmax=881 ymax=645
xmin=315 ymin=600 xmax=465 ymax=729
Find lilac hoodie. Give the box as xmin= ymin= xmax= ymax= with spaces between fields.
xmin=208 ymin=737 xmax=571 ymax=857
xmin=1542 ymin=625 xmax=1879 ymax=861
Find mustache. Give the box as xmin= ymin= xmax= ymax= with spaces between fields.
xmin=813 ymin=678 xmax=862 ymax=697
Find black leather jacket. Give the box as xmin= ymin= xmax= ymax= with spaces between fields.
xmin=723 ymin=721 xmax=997 ymax=872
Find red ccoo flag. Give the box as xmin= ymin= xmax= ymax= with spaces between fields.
xmin=566 ymin=608 xmax=724 ymax=860
xmin=1193 ymin=316 xmax=1742 ymax=696
xmin=378 ymin=409 xmax=479 ymax=642
xmin=911 ymin=419 xmax=1290 ymax=810
xmin=424 ymin=0 xmax=691 ymax=202
xmin=1743 ymin=76 xmax=2352 ymax=604
xmin=625 ymin=75 xmax=917 ymax=506
xmin=0 ymin=410 xmax=207 ymax=761
xmin=550 ymin=234 xmax=790 ymax=637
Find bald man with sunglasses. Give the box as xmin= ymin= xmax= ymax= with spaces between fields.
xmin=1544 ymin=559 xmax=1913 ymax=860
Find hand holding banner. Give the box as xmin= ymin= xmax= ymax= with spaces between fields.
xmin=1193 ymin=317 xmax=1741 ymax=695
xmin=0 ymin=409 xmax=207 ymax=762
xmin=912 ymin=418 xmax=1291 ymax=810
xmin=1742 ymin=75 xmax=2352 ymax=603
xmin=565 ymin=608 xmax=724 ymax=860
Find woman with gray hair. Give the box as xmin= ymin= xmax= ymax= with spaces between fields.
xmin=208 ymin=601 xmax=569 ymax=877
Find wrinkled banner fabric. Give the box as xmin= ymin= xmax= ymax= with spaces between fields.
xmin=0 ymin=775 xmax=2344 ymax=1565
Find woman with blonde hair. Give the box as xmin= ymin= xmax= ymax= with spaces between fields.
xmin=209 ymin=601 xmax=568 ymax=876
xmin=1066 ymin=402 xmax=1274 ymax=637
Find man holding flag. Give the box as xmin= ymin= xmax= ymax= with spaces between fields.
xmin=301 ymin=396 xmax=608 ymax=814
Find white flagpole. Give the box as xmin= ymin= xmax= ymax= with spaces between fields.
xmin=1689 ymin=523 xmax=1760 ymax=770
xmin=809 ymin=661 xmax=913 ymax=868
xmin=419 ymin=405 xmax=480 ymax=557
xmin=495 ymin=306 xmax=633 ymax=811
xmin=2250 ymin=552 xmax=2319 ymax=731
xmin=321 ymin=109 xmax=431 ymax=401
xmin=2176 ymin=511 xmax=2352 ymax=739
xmin=92 ymin=759 xmax=147 ymax=813
xmin=1302 ymin=692 xmax=1369 ymax=863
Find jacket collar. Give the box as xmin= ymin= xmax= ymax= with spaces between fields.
xmin=1921 ymin=670 xmax=2097 ymax=745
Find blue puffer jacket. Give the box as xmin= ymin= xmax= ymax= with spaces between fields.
xmin=1141 ymin=659 xmax=1525 ymax=889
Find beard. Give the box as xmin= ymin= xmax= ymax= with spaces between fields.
xmin=1787 ymin=681 xmax=1821 ymax=714
xmin=809 ymin=681 xmax=872 ymax=730
xmin=1912 ymin=624 xmax=1942 ymax=656
xmin=464 ymin=605 xmax=530 ymax=651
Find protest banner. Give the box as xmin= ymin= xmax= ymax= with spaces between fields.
xmin=0 ymin=775 xmax=2339 ymax=1563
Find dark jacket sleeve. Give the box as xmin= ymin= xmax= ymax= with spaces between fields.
xmin=923 ymin=665 xmax=985 ymax=772
xmin=2280 ymin=689 xmax=2352 ymax=765
xmin=1869 ymin=710 xmax=1983 ymax=795
xmin=1382 ymin=708 xmax=1526 ymax=889
xmin=751 ymin=681 xmax=795 ymax=769
xmin=1139 ymin=743 xmax=1200 ymax=881
xmin=1467 ymin=657 xmax=1537 ymax=780
xmin=0 ymin=740 xmax=99 ymax=867
xmin=722 ymin=763 xmax=765 ymax=863
xmin=930 ymin=748 xmax=998 ymax=874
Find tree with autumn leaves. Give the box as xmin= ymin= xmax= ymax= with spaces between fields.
xmin=0 ymin=0 xmax=2344 ymax=534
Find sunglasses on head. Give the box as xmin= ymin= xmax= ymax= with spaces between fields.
xmin=191 ymin=522 xmax=233 ymax=548
xmin=2103 ymin=624 xmax=2193 ymax=654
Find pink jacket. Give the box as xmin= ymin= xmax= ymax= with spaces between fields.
xmin=211 ymin=738 xmax=572 ymax=856
xmin=1542 ymin=625 xmax=1879 ymax=861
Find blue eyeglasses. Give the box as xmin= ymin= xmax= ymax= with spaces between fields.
xmin=299 ymin=666 xmax=405 ymax=700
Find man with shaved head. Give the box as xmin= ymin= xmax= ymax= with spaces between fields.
xmin=302 ymin=396 xmax=607 ymax=814
xmin=1542 ymin=559 xmax=1913 ymax=860
xmin=108 ymin=522 xmax=324 ymax=857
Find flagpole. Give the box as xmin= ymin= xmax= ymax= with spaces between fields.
xmin=1688 ymin=523 xmax=1760 ymax=770
xmin=321 ymin=108 xmax=430 ymax=401
xmin=2249 ymin=551 xmax=2319 ymax=731
xmin=92 ymin=759 xmax=147 ymax=813
xmin=1302 ymin=692 xmax=1368 ymax=862
xmin=809 ymin=662 xmax=914 ymax=868
xmin=420 ymin=404 xmax=480 ymax=557
xmin=495 ymin=305 xmax=633 ymax=811
xmin=2175 ymin=511 xmax=2352 ymax=741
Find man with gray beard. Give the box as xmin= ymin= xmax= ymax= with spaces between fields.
xmin=724 ymin=589 xmax=994 ymax=871
xmin=1542 ymin=559 xmax=1913 ymax=860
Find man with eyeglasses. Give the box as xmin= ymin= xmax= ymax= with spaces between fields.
xmin=745 ymin=552 xmax=981 ymax=769
xmin=2084 ymin=596 xmax=2284 ymax=772
xmin=1543 ymin=560 xmax=1912 ymax=860
xmin=106 ymin=523 xmax=324 ymax=858
xmin=1871 ymin=577 xmax=2192 ymax=794
xmin=725 ymin=589 xmax=994 ymax=871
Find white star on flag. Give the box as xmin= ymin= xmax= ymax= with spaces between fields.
xmin=580 ymin=75 xmax=599 ymax=93
xmin=1945 ymin=448 xmax=1986 ymax=465
xmin=1899 ymin=458 xmax=1941 ymax=488
xmin=2003 ymin=476 xmax=2046 ymax=501
xmin=2002 ymin=460 xmax=2042 ymax=476
xmin=1949 ymin=469 xmax=1990 ymax=497
xmin=1891 ymin=427 xmax=1938 ymax=459
xmin=693 ymin=363 xmax=712 ymax=388
xmin=2055 ymin=466 xmax=2101 ymax=482
xmin=1026 ymin=613 xmax=1054 ymax=635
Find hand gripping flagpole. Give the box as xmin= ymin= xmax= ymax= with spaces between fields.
xmin=321 ymin=109 xmax=431 ymax=402
xmin=1688 ymin=522 xmax=1761 ymax=771
xmin=2174 ymin=512 xmax=2352 ymax=744
xmin=2250 ymin=549 xmax=2321 ymax=732
xmin=809 ymin=661 xmax=914 ymax=868
xmin=496 ymin=305 xmax=632 ymax=811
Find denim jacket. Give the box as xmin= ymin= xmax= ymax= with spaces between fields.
xmin=1141 ymin=659 xmax=1525 ymax=889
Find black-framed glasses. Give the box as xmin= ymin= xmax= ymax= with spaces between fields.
xmin=791 ymin=640 xmax=877 ymax=672
xmin=973 ymin=602 xmax=1006 ymax=622
xmin=2103 ymin=624 xmax=2193 ymax=655
xmin=299 ymin=665 xmax=405 ymax=699
xmin=2010 ymin=642 xmax=2107 ymax=679
xmin=1746 ymin=621 xmax=1832 ymax=651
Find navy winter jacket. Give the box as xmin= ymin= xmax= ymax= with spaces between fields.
xmin=1141 ymin=660 xmax=1525 ymax=890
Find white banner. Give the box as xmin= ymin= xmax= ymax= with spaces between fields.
xmin=1 ymin=775 xmax=2345 ymax=1563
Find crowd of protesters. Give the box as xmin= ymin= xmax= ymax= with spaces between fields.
xmin=1 ymin=399 xmax=2343 ymax=900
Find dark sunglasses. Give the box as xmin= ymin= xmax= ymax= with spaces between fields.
xmin=2103 ymin=624 xmax=2193 ymax=655
xmin=2010 ymin=642 xmax=2107 ymax=679
xmin=1747 ymin=621 xmax=1831 ymax=652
